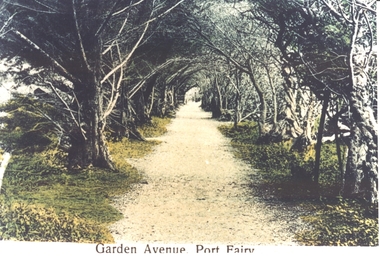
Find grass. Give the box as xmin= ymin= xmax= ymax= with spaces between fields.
xmin=138 ymin=116 xmax=172 ymax=138
xmin=0 ymin=116 xmax=171 ymax=243
xmin=296 ymin=198 xmax=379 ymax=246
xmin=218 ymin=121 xmax=378 ymax=246
xmin=1 ymin=147 xmax=139 ymax=242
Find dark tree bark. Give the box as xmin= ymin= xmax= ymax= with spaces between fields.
xmin=1 ymin=0 xmax=185 ymax=169
xmin=313 ymin=90 xmax=329 ymax=186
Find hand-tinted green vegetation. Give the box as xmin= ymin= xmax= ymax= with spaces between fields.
xmin=297 ymin=199 xmax=378 ymax=246
xmin=219 ymin=122 xmax=378 ymax=246
xmin=138 ymin=116 xmax=173 ymax=138
xmin=0 ymin=117 xmax=170 ymax=243
xmin=0 ymin=0 xmax=377 ymax=246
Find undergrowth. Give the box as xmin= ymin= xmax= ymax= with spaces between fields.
xmin=138 ymin=116 xmax=172 ymax=138
xmin=297 ymin=198 xmax=378 ymax=246
xmin=218 ymin=121 xmax=378 ymax=246
xmin=0 ymin=117 xmax=169 ymax=243
xmin=0 ymin=147 xmax=138 ymax=243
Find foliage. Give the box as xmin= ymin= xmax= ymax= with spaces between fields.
xmin=219 ymin=122 xmax=343 ymax=190
xmin=0 ymin=95 xmax=58 ymax=152
xmin=219 ymin=121 xmax=377 ymax=246
xmin=297 ymin=199 xmax=378 ymax=246
xmin=0 ymin=108 xmax=170 ymax=242
xmin=0 ymin=150 xmax=136 ymax=242
xmin=218 ymin=122 xmax=259 ymax=144
xmin=0 ymin=0 xmax=186 ymax=170
xmin=0 ymin=199 xmax=113 ymax=243
xmin=0 ymin=132 xmax=166 ymax=242
xmin=108 ymin=138 xmax=161 ymax=167
xmin=138 ymin=116 xmax=172 ymax=138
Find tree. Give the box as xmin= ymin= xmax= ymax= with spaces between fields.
xmin=255 ymin=0 xmax=377 ymax=203
xmin=188 ymin=1 xmax=276 ymax=136
xmin=0 ymin=1 xmax=13 ymax=38
xmin=0 ymin=0 xmax=184 ymax=169
xmin=323 ymin=0 xmax=378 ymax=204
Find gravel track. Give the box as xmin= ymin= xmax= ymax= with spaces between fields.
xmin=110 ymin=102 xmax=307 ymax=245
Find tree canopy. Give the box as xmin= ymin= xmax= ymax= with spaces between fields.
xmin=0 ymin=0 xmax=377 ymax=204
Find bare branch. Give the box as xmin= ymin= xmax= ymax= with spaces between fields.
xmin=13 ymin=30 xmax=79 ymax=83
xmin=112 ymin=0 xmax=145 ymax=16
xmin=102 ymin=13 xmax=130 ymax=55
xmin=321 ymin=0 xmax=348 ymax=22
xmin=102 ymin=43 xmax=124 ymax=120
xmin=95 ymin=0 xmax=123 ymax=36
xmin=101 ymin=16 xmax=151 ymax=84
xmin=46 ymin=81 xmax=82 ymax=133
xmin=0 ymin=11 xmax=17 ymax=38
xmin=72 ymin=0 xmax=91 ymax=71
xmin=4 ymin=0 xmax=63 ymax=14
xmin=128 ymin=58 xmax=188 ymax=99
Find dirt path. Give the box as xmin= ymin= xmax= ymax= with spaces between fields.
xmin=110 ymin=102 xmax=306 ymax=245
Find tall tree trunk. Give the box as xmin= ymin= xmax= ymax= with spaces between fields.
xmin=313 ymin=90 xmax=329 ymax=186
xmin=334 ymin=101 xmax=345 ymax=184
xmin=234 ymin=90 xmax=240 ymax=129
xmin=69 ymin=17 xmax=115 ymax=169
xmin=272 ymin=65 xmax=304 ymax=143
xmin=68 ymin=76 xmax=114 ymax=170
xmin=248 ymin=72 xmax=268 ymax=137
xmin=343 ymin=12 xmax=378 ymax=204
xmin=343 ymin=70 xmax=378 ymax=203
xmin=292 ymin=90 xmax=319 ymax=150
xmin=214 ymin=76 xmax=223 ymax=112
xmin=265 ymin=65 xmax=278 ymax=127
xmin=147 ymin=85 xmax=155 ymax=117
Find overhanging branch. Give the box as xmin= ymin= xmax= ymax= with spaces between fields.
xmin=13 ymin=30 xmax=79 ymax=84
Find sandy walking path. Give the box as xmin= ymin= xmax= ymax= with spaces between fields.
xmin=110 ymin=102 xmax=305 ymax=245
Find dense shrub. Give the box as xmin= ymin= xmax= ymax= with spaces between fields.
xmin=297 ymin=199 xmax=378 ymax=246
xmin=0 ymin=200 xmax=113 ymax=243
xmin=0 ymin=96 xmax=59 ymax=153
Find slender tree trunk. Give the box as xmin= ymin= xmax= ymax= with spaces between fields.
xmin=313 ymin=90 xmax=329 ymax=186
xmin=214 ymin=76 xmax=223 ymax=112
xmin=0 ymin=151 xmax=12 ymax=194
xmin=248 ymin=72 xmax=268 ymax=137
xmin=147 ymin=85 xmax=155 ymax=117
xmin=334 ymin=101 xmax=344 ymax=184
xmin=265 ymin=65 xmax=278 ymax=127
xmin=234 ymin=91 xmax=240 ymax=129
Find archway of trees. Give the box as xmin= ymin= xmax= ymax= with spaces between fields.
xmin=0 ymin=0 xmax=377 ymax=205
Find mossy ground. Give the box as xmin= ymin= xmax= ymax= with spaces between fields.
xmin=138 ymin=116 xmax=172 ymax=138
xmin=0 ymin=117 xmax=171 ymax=243
xmin=218 ymin=121 xmax=378 ymax=246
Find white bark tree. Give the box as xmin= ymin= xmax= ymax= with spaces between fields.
xmin=255 ymin=0 xmax=377 ymax=202
xmin=322 ymin=0 xmax=378 ymax=203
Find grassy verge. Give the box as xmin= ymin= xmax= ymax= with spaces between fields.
xmin=218 ymin=121 xmax=378 ymax=246
xmin=0 ymin=117 xmax=171 ymax=243
xmin=138 ymin=116 xmax=172 ymax=138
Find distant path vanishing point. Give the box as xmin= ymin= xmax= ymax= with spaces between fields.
xmin=110 ymin=101 xmax=306 ymax=245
